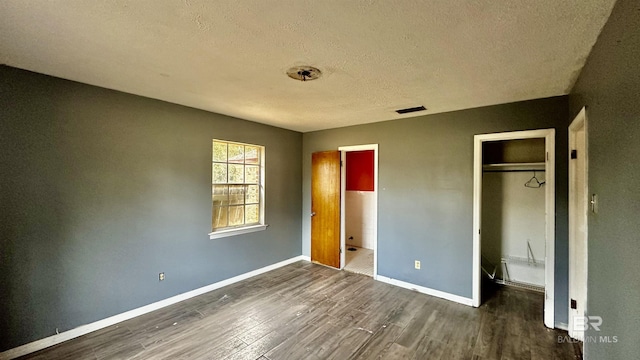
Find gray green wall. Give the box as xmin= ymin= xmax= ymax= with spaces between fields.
xmin=569 ymin=0 xmax=640 ymax=358
xmin=0 ymin=66 xmax=302 ymax=351
xmin=302 ymin=96 xmax=570 ymax=324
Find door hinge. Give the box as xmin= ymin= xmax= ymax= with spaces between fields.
xmin=571 ymin=149 xmax=577 ymax=159
xmin=546 ymin=152 xmax=549 ymax=161
xmin=340 ymin=248 xmax=342 ymax=254
xmin=571 ymin=299 xmax=577 ymax=309
xmin=340 ymin=160 xmax=343 ymax=167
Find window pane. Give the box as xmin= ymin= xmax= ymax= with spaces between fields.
xmin=228 ymin=205 xmax=244 ymax=226
xmin=245 ymin=146 xmax=259 ymax=164
xmin=212 ymin=206 xmax=228 ymax=229
xmin=213 ymin=141 xmax=228 ymax=162
xmin=212 ymin=163 xmax=227 ymax=184
xmin=245 ymin=204 xmax=259 ymax=224
xmin=211 ymin=140 xmax=264 ymax=233
xmin=228 ymin=164 xmax=244 ymax=183
xmin=228 ymin=144 xmax=244 ymax=164
xmin=245 ymin=165 xmax=259 ymax=184
xmin=229 ymin=185 xmax=245 ymax=205
xmin=212 ymin=185 xmax=229 ymax=206
xmin=246 ymin=185 xmax=259 ymax=204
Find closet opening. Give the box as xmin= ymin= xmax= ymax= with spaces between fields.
xmin=339 ymin=144 xmax=378 ymax=278
xmin=472 ymin=129 xmax=556 ymax=329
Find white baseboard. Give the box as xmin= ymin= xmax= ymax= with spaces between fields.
xmin=300 ymin=255 xmax=310 ymax=261
xmin=376 ymin=275 xmax=474 ymax=307
xmin=556 ymin=322 xmax=568 ymax=331
xmin=0 ymin=255 xmax=308 ymax=360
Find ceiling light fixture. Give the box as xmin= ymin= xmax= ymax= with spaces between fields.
xmin=287 ymin=66 xmax=322 ymax=81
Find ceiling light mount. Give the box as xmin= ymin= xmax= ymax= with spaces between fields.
xmin=287 ymin=66 xmax=322 ymax=81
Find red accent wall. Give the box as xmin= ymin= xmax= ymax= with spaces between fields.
xmin=346 ymin=150 xmax=374 ymax=191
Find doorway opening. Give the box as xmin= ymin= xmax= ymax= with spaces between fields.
xmin=473 ymin=129 xmax=556 ymax=329
xmin=340 ymin=144 xmax=378 ymax=278
xmin=568 ymin=107 xmax=588 ymax=341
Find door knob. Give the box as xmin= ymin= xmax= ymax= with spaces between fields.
xmin=311 ymin=212 xmax=316 ymax=217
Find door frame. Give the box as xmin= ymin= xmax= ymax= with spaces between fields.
xmin=338 ymin=144 xmax=379 ymax=278
xmin=472 ymin=129 xmax=556 ymax=328
xmin=568 ymin=107 xmax=589 ymax=340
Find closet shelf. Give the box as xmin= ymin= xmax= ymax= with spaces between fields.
xmin=502 ymin=255 xmax=545 ymax=267
xmin=482 ymin=162 xmax=545 ymax=172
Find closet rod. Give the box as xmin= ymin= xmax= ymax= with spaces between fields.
xmin=484 ymin=169 xmax=546 ymax=173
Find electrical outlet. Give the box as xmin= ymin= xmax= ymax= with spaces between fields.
xmin=159 ymin=272 xmax=165 ymax=281
xmin=414 ymin=260 xmax=421 ymax=270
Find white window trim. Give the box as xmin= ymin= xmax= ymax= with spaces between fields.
xmin=209 ymin=140 xmax=266 ymax=239
xmin=209 ymin=224 xmax=268 ymax=239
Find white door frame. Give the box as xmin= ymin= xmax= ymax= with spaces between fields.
xmin=472 ymin=129 xmax=556 ymax=328
xmin=568 ymin=107 xmax=589 ymax=340
xmin=338 ymin=144 xmax=379 ymax=278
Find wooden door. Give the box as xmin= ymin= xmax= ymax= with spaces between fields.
xmin=311 ymin=151 xmax=341 ymax=268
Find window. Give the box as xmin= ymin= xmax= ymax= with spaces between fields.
xmin=210 ymin=140 xmax=266 ymax=239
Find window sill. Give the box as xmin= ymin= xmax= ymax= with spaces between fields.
xmin=209 ymin=224 xmax=268 ymax=239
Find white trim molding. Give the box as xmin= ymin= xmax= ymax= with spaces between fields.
xmin=376 ymin=276 xmax=473 ymax=306
xmin=472 ymin=129 xmax=556 ymax=329
xmin=338 ymin=144 xmax=379 ymax=279
xmin=0 ymin=255 xmax=307 ymax=360
xmin=209 ymin=224 xmax=268 ymax=239
xmin=568 ymin=106 xmax=589 ymax=342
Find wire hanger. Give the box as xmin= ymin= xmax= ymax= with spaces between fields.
xmin=524 ymin=171 xmax=546 ymax=188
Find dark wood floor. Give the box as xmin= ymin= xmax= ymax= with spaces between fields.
xmin=19 ymin=261 xmax=582 ymax=360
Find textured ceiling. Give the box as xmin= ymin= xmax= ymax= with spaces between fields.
xmin=0 ymin=1 xmax=615 ymax=132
